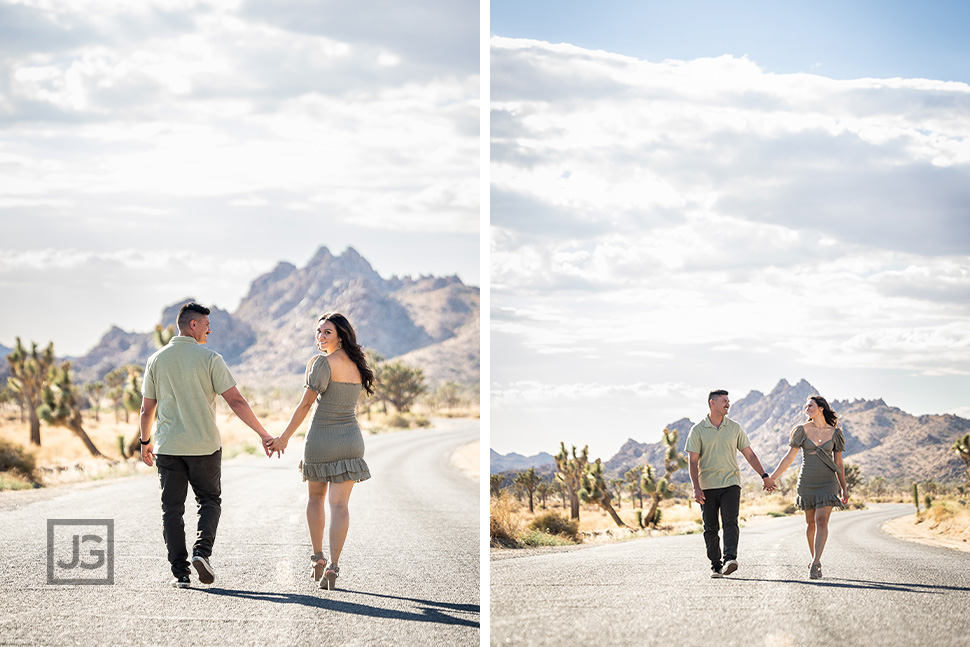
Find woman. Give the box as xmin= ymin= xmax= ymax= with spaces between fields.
xmin=266 ymin=312 xmax=376 ymax=590
xmin=769 ymin=395 xmax=849 ymax=580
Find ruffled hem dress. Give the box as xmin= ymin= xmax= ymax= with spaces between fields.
xmin=298 ymin=354 xmax=371 ymax=484
xmin=791 ymin=425 xmax=845 ymax=510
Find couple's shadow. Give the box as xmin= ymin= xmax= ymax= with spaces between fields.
xmin=737 ymin=577 xmax=970 ymax=594
xmin=197 ymin=586 xmax=480 ymax=628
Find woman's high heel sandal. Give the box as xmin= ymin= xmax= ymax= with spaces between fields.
xmin=321 ymin=563 xmax=339 ymax=590
xmin=809 ymin=562 xmax=822 ymax=580
xmin=310 ymin=552 xmax=327 ymax=582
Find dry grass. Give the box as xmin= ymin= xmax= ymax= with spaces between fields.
xmin=491 ymin=488 xmax=875 ymax=548
xmin=883 ymin=498 xmax=970 ymax=552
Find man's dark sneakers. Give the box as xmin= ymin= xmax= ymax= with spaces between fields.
xmin=191 ymin=555 xmax=215 ymax=584
xmin=721 ymin=559 xmax=739 ymax=576
xmin=171 ymin=574 xmax=190 ymax=588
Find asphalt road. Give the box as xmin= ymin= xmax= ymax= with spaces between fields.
xmin=0 ymin=419 xmax=480 ymax=646
xmin=491 ymin=503 xmax=970 ymax=647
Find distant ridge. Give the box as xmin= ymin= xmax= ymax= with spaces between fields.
xmin=68 ymin=246 xmax=479 ymax=386
xmin=491 ymin=379 xmax=970 ymax=482
xmin=489 ymin=449 xmax=556 ymax=474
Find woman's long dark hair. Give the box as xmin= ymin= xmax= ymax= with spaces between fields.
xmin=808 ymin=395 xmax=839 ymax=427
xmin=319 ymin=312 xmax=376 ymax=395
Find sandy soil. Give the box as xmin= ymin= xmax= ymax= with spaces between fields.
xmin=882 ymin=512 xmax=970 ymax=553
xmin=451 ymin=440 xmax=480 ymax=481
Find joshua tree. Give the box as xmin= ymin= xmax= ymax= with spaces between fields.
xmin=580 ymin=458 xmax=627 ymax=528
xmin=84 ymin=381 xmax=106 ymax=422
xmin=555 ymin=442 xmax=589 ymax=520
xmin=843 ymin=463 xmax=862 ymax=493
xmin=104 ymin=366 xmax=127 ymax=422
xmin=624 ymin=465 xmax=645 ymax=508
xmin=375 ymin=360 xmax=426 ymax=413
xmin=490 ymin=473 xmax=506 ymax=498
xmin=122 ymin=368 xmax=146 ymax=457
xmin=6 ymin=338 xmax=55 ymax=446
xmin=609 ymin=478 xmax=625 ymax=509
xmin=38 ymin=361 xmax=103 ymax=457
xmin=153 ymin=324 xmax=175 ymax=347
xmin=513 ymin=467 xmax=541 ymax=514
xmin=639 ymin=428 xmax=687 ymax=528
xmin=104 ymin=364 xmax=143 ymax=424
xmin=640 ymin=465 xmax=670 ymax=526
xmin=953 ymin=434 xmax=970 ymax=484
xmin=536 ymin=480 xmax=553 ymax=509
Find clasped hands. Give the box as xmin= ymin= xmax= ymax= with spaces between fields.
xmin=762 ymin=476 xmax=778 ymax=492
xmin=262 ymin=435 xmax=288 ymax=458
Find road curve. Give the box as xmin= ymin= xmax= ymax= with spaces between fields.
xmin=491 ymin=503 xmax=970 ymax=647
xmin=0 ymin=420 xmax=479 ymax=646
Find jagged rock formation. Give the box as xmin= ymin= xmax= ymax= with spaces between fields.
xmin=66 ymin=246 xmax=479 ymax=386
xmin=0 ymin=343 xmax=13 ymax=381
xmin=489 ymin=449 xmax=556 ymax=475
xmin=494 ymin=379 xmax=970 ymax=483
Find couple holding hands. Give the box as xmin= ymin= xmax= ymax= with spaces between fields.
xmin=686 ymin=389 xmax=849 ymax=580
xmin=139 ymin=302 xmax=373 ymax=590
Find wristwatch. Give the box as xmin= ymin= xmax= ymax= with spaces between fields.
xmin=140 ymin=437 xmax=151 ymax=446
xmin=761 ymin=473 xmax=769 ymax=479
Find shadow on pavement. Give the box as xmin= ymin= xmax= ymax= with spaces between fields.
xmin=736 ymin=577 xmax=970 ymax=594
xmin=198 ymin=587 xmax=480 ymax=627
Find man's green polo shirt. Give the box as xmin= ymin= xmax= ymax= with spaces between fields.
xmin=142 ymin=336 xmax=236 ymax=456
xmin=685 ymin=415 xmax=751 ymax=490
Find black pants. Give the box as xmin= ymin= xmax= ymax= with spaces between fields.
xmin=701 ymin=485 xmax=741 ymax=571
xmin=156 ymin=450 xmax=222 ymax=577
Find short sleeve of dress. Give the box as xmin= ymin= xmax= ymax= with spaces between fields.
xmin=833 ymin=427 xmax=846 ymax=452
xmin=789 ymin=426 xmax=804 ymax=448
xmin=305 ymin=355 xmax=331 ymax=394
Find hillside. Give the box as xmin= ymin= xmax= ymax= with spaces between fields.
xmin=492 ymin=379 xmax=970 ymax=483
xmin=67 ymin=246 xmax=479 ymax=386
xmin=489 ymin=449 xmax=556 ymax=475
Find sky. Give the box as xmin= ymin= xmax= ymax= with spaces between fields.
xmin=490 ymin=1 xmax=970 ymax=459
xmin=0 ymin=0 xmax=479 ymax=356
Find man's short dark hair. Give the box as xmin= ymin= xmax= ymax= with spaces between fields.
xmin=708 ymin=389 xmax=729 ymax=403
xmin=177 ymin=302 xmax=210 ymax=330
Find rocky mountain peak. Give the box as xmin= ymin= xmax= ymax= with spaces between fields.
xmin=70 ymin=246 xmax=479 ymax=387
xmin=595 ymin=379 xmax=970 ymax=484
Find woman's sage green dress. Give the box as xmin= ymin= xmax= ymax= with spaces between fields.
xmin=790 ymin=425 xmax=845 ymax=510
xmin=299 ymin=354 xmax=371 ymax=483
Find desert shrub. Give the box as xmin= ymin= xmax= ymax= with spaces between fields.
xmin=783 ymin=503 xmax=799 ymax=515
xmin=926 ymin=501 xmax=957 ymax=525
xmin=520 ymin=529 xmax=575 ymax=547
xmin=387 ymin=413 xmax=409 ymax=429
xmin=0 ymin=471 xmax=34 ymax=490
xmin=411 ymin=414 xmax=431 ymax=428
xmin=528 ymin=510 xmax=579 ymax=541
xmin=0 ymin=438 xmax=38 ymax=484
xmin=490 ymin=493 xmax=522 ymax=546
xmin=223 ymin=442 xmax=259 ymax=459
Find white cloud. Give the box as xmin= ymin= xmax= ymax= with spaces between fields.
xmin=491 ymin=37 xmax=970 ymax=454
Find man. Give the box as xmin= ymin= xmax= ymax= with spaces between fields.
xmin=686 ymin=389 xmax=776 ymax=578
xmin=139 ymin=302 xmax=273 ymax=588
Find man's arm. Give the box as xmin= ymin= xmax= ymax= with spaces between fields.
xmin=687 ymin=451 xmax=705 ymax=504
xmin=139 ymin=398 xmax=157 ymax=467
xmin=739 ymin=446 xmax=776 ymax=490
xmin=220 ymin=386 xmax=273 ymax=455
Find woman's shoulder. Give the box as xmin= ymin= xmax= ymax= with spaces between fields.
xmin=306 ymin=353 xmax=329 ymax=369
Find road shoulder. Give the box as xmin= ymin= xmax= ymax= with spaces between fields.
xmin=882 ymin=513 xmax=970 ymax=553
